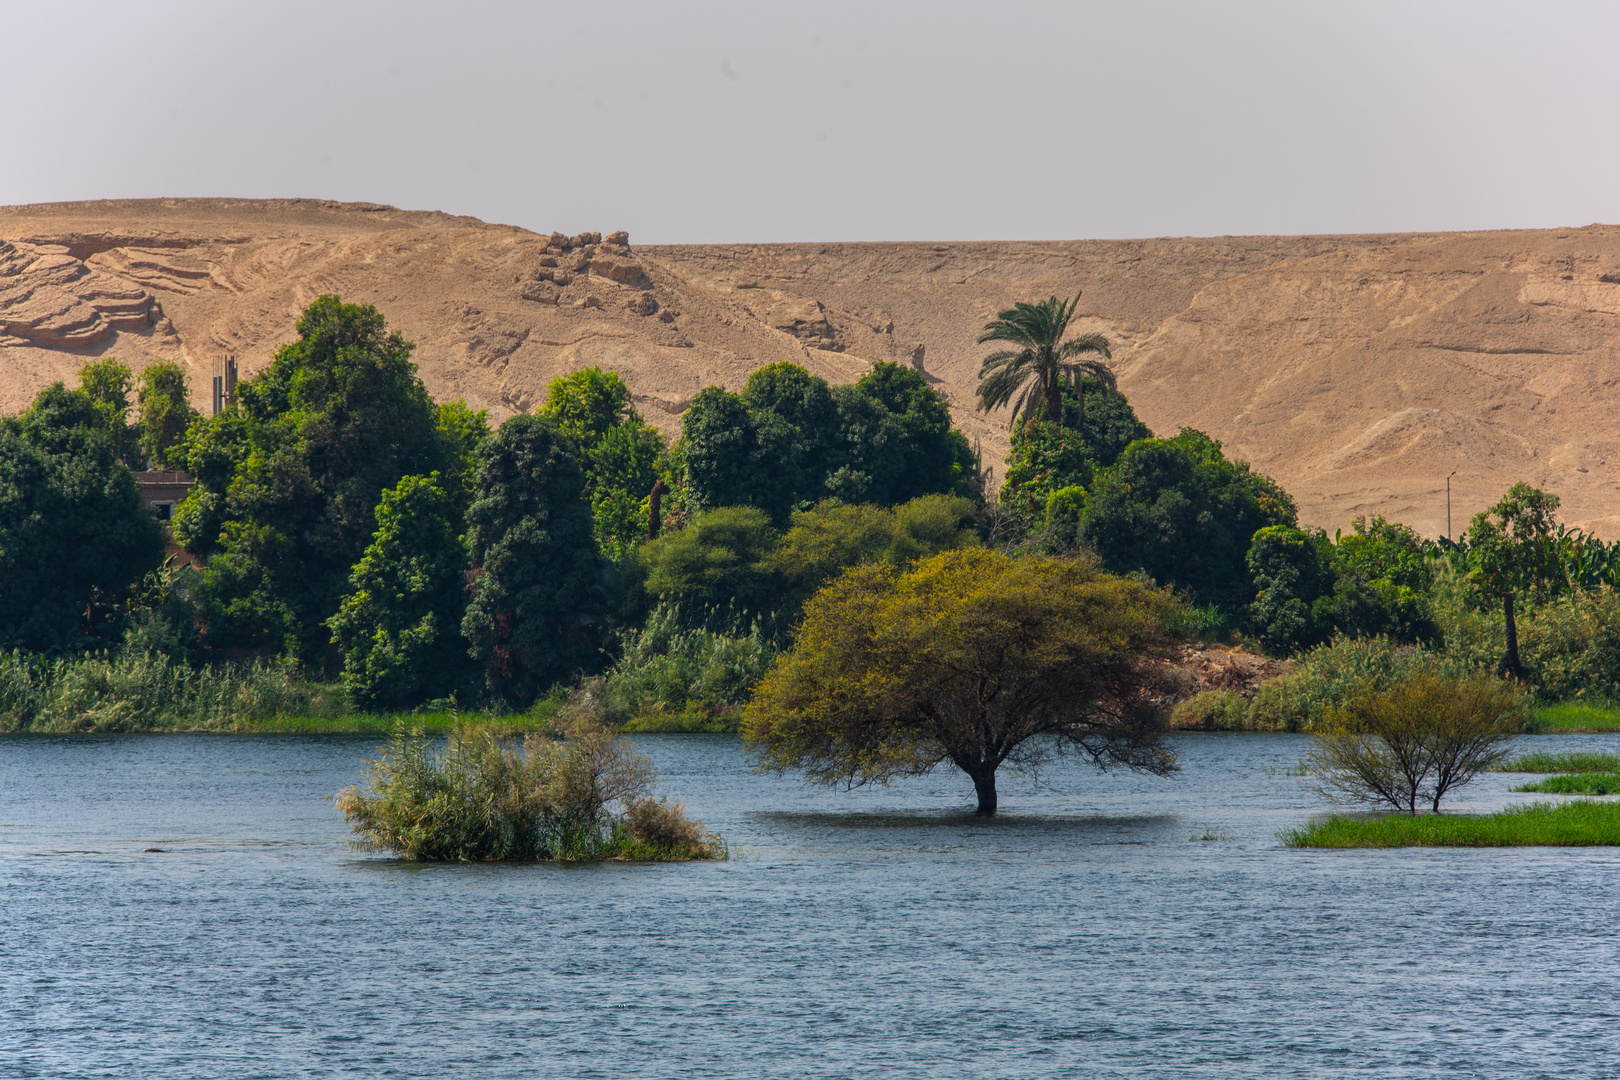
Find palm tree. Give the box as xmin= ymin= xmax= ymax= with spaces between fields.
xmin=975 ymin=292 xmax=1113 ymax=428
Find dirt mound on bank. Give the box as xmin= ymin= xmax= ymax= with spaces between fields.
xmin=4 ymin=198 xmax=1618 ymax=537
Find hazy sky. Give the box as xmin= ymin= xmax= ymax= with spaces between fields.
xmin=9 ymin=1 xmax=1619 ymax=243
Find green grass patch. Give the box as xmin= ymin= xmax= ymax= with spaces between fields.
xmin=1496 ymin=750 xmax=1620 ymax=774
xmin=1512 ymin=773 xmax=1620 ymax=795
xmin=1530 ymin=701 xmax=1620 ymax=732
xmin=1280 ymin=800 xmax=1620 ymax=847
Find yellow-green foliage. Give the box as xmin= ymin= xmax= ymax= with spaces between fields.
xmin=335 ymin=716 xmax=723 ymax=861
xmin=1169 ymin=689 xmax=1251 ymax=730
xmin=1304 ymin=670 xmax=1524 ymax=813
xmin=1246 ymin=636 xmax=1445 ymax=732
xmin=1281 ymin=800 xmax=1620 ymax=847
xmin=744 ymin=547 xmax=1184 ymax=811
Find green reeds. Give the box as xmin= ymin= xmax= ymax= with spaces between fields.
xmin=1512 ymin=773 xmax=1620 ymax=795
xmin=1530 ymin=701 xmax=1620 ymax=732
xmin=1280 ymin=800 xmax=1620 ymax=847
xmin=1496 ymin=750 xmax=1620 ymax=774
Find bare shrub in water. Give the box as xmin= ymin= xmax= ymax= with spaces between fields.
xmin=336 ymin=715 xmax=722 ymax=861
xmin=1305 ymin=670 xmax=1525 ymax=814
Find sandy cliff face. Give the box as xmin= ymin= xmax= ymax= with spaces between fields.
xmin=3 ymin=198 xmax=1617 ymax=537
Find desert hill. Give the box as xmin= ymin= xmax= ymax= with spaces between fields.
xmin=3 ymin=197 xmax=1618 ymax=538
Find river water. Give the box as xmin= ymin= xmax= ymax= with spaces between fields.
xmin=2 ymin=732 xmax=1617 ymax=1079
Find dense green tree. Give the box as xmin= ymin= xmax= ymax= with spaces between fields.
xmin=327 ymin=473 xmax=473 ymax=709
xmin=1247 ymin=525 xmax=1336 ymax=654
xmin=680 ymin=386 xmax=765 ymax=514
xmin=1325 ymin=516 xmax=1439 ymax=645
xmin=136 ymin=362 xmax=198 ymax=470
xmin=773 ymin=494 xmax=979 ymax=611
xmin=0 ymin=383 xmax=164 ymax=651
xmin=744 ymin=548 xmax=1184 ymax=814
xmin=999 ymin=420 xmax=1095 ymax=538
xmin=541 ymin=368 xmax=670 ymax=556
xmin=433 ymin=399 xmax=491 ymax=523
xmin=832 ymin=363 xmax=975 ymax=505
xmin=462 ymin=416 xmax=607 ymax=703
xmin=976 ymin=293 xmax=1112 ymax=425
xmin=1082 ymin=429 xmax=1296 ymax=609
xmin=635 ymin=506 xmax=782 ymax=630
xmin=176 ymin=296 xmax=454 ymax=660
xmin=741 ymin=362 xmax=839 ymax=519
xmin=77 ymin=358 xmax=143 ymax=466
xmin=682 ymin=362 xmax=973 ymax=520
xmin=1466 ymin=483 xmax=1564 ymax=680
xmin=1059 ymin=378 xmax=1151 ymax=468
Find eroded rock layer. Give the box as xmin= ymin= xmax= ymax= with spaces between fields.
xmin=2 ymin=198 xmax=1617 ymax=537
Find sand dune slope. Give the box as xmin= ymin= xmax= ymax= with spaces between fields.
xmin=2 ymin=199 xmax=1617 ymax=537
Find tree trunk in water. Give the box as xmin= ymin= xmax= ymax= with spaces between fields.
xmin=972 ymin=770 xmax=998 ymax=815
xmin=1504 ymin=591 xmax=1523 ymax=680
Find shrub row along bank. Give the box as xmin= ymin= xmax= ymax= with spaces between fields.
xmin=1280 ymin=801 xmax=1620 ymax=848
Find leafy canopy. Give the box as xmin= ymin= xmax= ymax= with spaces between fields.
xmin=744 ymin=548 xmax=1185 ymax=813
xmin=0 ymin=382 xmax=165 ymax=652
xmin=461 ymin=415 xmax=608 ymax=704
xmin=1082 ymin=428 xmax=1296 ymax=609
xmin=680 ymin=361 xmax=973 ymax=520
xmin=327 ymin=473 xmax=473 ymax=709
xmin=173 ymin=295 xmax=461 ymax=661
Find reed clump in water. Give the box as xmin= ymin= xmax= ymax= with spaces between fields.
xmin=1495 ymin=750 xmax=1620 ymax=774
xmin=1280 ymin=800 xmax=1620 ymax=847
xmin=335 ymin=710 xmax=724 ymax=861
xmin=1512 ymin=773 xmax=1620 ymax=795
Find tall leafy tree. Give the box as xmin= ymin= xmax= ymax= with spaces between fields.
xmin=976 ymin=293 xmax=1112 ymax=426
xmin=744 ymin=548 xmax=1184 ymax=814
xmin=1082 ymin=429 xmax=1296 ymax=610
xmin=327 ymin=473 xmax=473 ymax=709
xmin=1466 ymin=483 xmax=1563 ymax=680
xmin=77 ymin=358 xmax=143 ymax=467
xmin=136 ymin=362 xmax=198 ymax=470
xmin=178 ymin=295 xmax=453 ymax=661
xmin=462 ymin=416 xmax=607 ymax=703
xmin=540 ymin=368 xmax=666 ymax=557
xmin=0 ymin=383 xmax=164 ymax=651
xmin=1246 ymin=525 xmax=1336 ymax=654
xmin=682 ymin=362 xmax=974 ymax=520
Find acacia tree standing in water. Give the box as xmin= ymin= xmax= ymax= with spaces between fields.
xmin=743 ymin=548 xmax=1184 ymax=814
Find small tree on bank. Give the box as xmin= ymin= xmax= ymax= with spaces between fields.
xmin=1305 ymin=671 xmax=1524 ymax=813
xmin=742 ymin=548 xmax=1185 ymax=814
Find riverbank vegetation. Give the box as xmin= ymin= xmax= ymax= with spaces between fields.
xmin=336 ymin=715 xmax=723 ymax=861
xmin=6 ymin=290 xmax=1620 ymax=755
xmin=1280 ymin=800 xmax=1620 ymax=847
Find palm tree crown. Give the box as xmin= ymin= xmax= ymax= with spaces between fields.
xmin=975 ymin=292 xmax=1113 ymax=427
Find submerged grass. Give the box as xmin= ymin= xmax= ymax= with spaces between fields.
xmin=1280 ymin=800 xmax=1620 ymax=847
xmin=1496 ymin=750 xmax=1620 ymax=774
xmin=1512 ymin=773 xmax=1620 ymax=795
xmin=1530 ymin=701 xmax=1620 ymax=732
